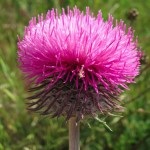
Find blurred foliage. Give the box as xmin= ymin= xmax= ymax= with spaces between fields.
xmin=0 ymin=0 xmax=150 ymax=149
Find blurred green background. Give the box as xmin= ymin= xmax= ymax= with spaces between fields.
xmin=0 ymin=0 xmax=150 ymax=150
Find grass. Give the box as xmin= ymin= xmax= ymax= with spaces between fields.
xmin=0 ymin=0 xmax=150 ymax=149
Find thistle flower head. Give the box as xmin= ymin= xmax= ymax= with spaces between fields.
xmin=18 ymin=7 xmax=141 ymax=121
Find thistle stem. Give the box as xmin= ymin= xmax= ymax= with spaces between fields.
xmin=69 ymin=117 xmax=80 ymax=150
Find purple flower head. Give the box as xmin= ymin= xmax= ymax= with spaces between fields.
xmin=18 ymin=7 xmax=141 ymax=121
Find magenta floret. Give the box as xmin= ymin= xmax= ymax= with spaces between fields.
xmin=18 ymin=7 xmax=141 ymax=121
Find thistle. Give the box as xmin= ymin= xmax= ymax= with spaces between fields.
xmin=18 ymin=7 xmax=141 ymax=150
